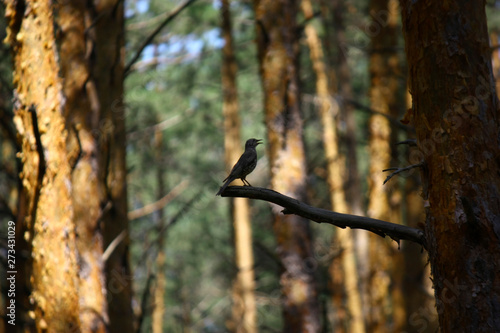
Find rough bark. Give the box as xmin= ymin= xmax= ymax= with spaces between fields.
xmin=57 ymin=1 xmax=108 ymax=330
xmin=253 ymin=0 xmax=321 ymax=331
xmin=302 ymin=1 xmax=364 ymax=332
xmin=400 ymin=1 xmax=500 ymax=331
xmin=221 ymin=1 xmax=257 ymax=331
xmin=5 ymin=0 xmax=81 ymax=330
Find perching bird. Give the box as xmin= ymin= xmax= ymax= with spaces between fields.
xmin=216 ymin=138 xmax=262 ymax=196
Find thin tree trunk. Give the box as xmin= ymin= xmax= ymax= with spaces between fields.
xmin=366 ymin=0 xmax=402 ymax=331
xmin=152 ymin=128 xmax=167 ymax=333
xmin=402 ymin=169 xmax=438 ymax=332
xmin=331 ymin=0 xmax=363 ymax=217
xmin=5 ymin=0 xmax=81 ymax=330
xmin=254 ymin=0 xmax=321 ymax=331
xmin=321 ymin=3 xmax=370 ymax=323
xmin=302 ymin=1 xmax=364 ymax=332
xmin=400 ymin=1 xmax=500 ymax=331
xmin=221 ymin=1 xmax=257 ymax=331
xmin=89 ymin=1 xmax=134 ymax=331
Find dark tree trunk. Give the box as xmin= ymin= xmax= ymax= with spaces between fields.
xmin=400 ymin=1 xmax=500 ymax=331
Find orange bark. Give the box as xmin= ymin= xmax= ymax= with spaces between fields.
xmin=5 ymin=0 xmax=81 ymax=330
xmin=152 ymin=129 xmax=166 ymax=333
xmin=401 ymin=1 xmax=500 ymax=331
xmin=254 ymin=0 xmax=320 ymax=331
xmin=58 ymin=1 xmax=108 ymax=330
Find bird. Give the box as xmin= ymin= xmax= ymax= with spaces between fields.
xmin=216 ymin=138 xmax=262 ymax=196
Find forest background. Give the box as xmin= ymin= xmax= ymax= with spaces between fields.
xmin=1 ymin=0 xmax=500 ymax=332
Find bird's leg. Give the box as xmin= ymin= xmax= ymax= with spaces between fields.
xmin=242 ymin=178 xmax=252 ymax=186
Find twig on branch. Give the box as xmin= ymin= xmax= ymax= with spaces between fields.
xmin=124 ymin=0 xmax=199 ymax=75
xmin=383 ymin=162 xmax=424 ymax=185
xmin=220 ymin=186 xmax=426 ymax=248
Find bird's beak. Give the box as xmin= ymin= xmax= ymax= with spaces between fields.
xmin=256 ymin=139 xmax=263 ymax=145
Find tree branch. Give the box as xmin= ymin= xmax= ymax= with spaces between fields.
xmin=220 ymin=186 xmax=426 ymax=248
xmin=124 ymin=0 xmax=199 ymax=76
xmin=383 ymin=162 xmax=424 ymax=185
xmin=128 ymin=180 xmax=188 ymax=220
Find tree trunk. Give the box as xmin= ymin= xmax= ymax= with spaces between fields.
xmin=152 ymin=128 xmax=166 ymax=333
xmin=221 ymin=1 xmax=257 ymax=332
xmin=89 ymin=1 xmax=134 ymax=331
xmin=331 ymin=0 xmax=363 ymax=217
xmin=57 ymin=1 xmax=108 ymax=330
xmin=402 ymin=170 xmax=439 ymax=332
xmin=400 ymin=1 xmax=500 ymax=331
xmin=302 ymin=1 xmax=364 ymax=332
xmin=254 ymin=0 xmax=321 ymax=331
xmin=366 ymin=0 xmax=403 ymax=331
xmin=5 ymin=0 xmax=81 ymax=330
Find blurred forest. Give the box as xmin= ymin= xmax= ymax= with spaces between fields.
xmin=1 ymin=0 xmax=500 ymax=332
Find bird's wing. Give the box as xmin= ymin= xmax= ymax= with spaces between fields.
xmin=225 ymin=151 xmax=250 ymax=179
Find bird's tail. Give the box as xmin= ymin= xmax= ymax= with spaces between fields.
xmin=216 ymin=177 xmax=233 ymax=196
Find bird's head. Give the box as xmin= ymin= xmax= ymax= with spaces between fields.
xmin=245 ymin=138 xmax=263 ymax=149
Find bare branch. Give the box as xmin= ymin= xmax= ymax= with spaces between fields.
xmin=220 ymin=186 xmax=426 ymax=247
xmin=127 ymin=114 xmax=184 ymax=141
xmin=128 ymin=180 xmax=189 ymax=220
xmin=124 ymin=0 xmax=199 ymax=75
xmin=382 ymin=162 xmax=424 ymax=185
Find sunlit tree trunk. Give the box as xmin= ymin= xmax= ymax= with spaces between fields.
xmin=321 ymin=3 xmax=369 ymax=324
xmin=254 ymin=0 xmax=320 ymax=331
xmin=366 ymin=0 xmax=402 ymax=331
xmin=152 ymin=129 xmax=167 ymax=333
xmin=57 ymin=1 xmax=109 ymax=330
xmin=5 ymin=0 xmax=81 ymax=330
xmin=400 ymin=1 xmax=500 ymax=331
xmin=302 ymin=1 xmax=364 ymax=332
xmin=221 ymin=0 xmax=257 ymax=332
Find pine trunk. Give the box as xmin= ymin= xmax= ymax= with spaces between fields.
xmin=221 ymin=0 xmax=257 ymax=331
xmin=302 ymin=1 xmax=364 ymax=331
xmin=5 ymin=0 xmax=81 ymax=329
xmin=400 ymin=1 xmax=500 ymax=331
xmin=254 ymin=0 xmax=321 ymax=331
